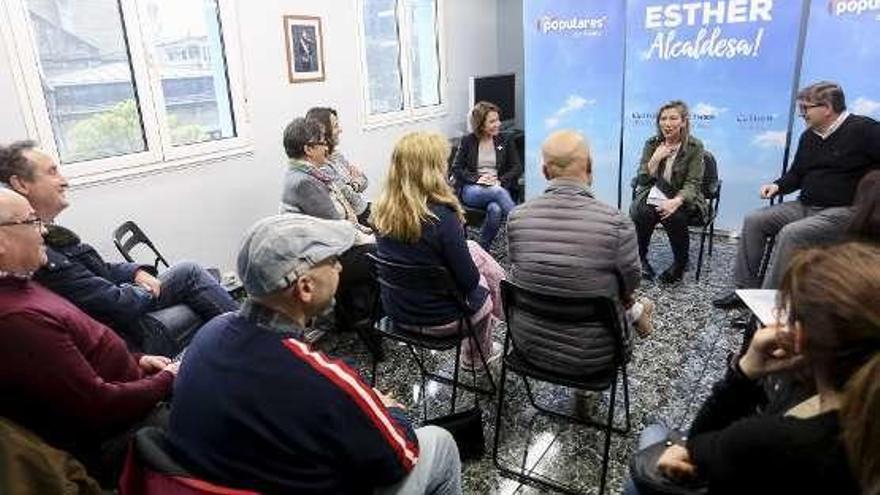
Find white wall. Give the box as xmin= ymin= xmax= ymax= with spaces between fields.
xmin=0 ymin=0 xmax=501 ymax=272
xmin=497 ymin=0 xmax=524 ymax=130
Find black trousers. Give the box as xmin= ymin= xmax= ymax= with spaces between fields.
xmin=337 ymin=243 xmax=378 ymax=332
xmin=631 ymin=200 xmax=690 ymax=266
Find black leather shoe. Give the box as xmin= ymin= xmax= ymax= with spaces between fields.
xmin=658 ymin=263 xmax=685 ymax=283
xmin=641 ymin=260 xmax=656 ymax=280
xmin=713 ymin=291 xmax=745 ymax=310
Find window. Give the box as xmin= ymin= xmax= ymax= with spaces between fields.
xmin=2 ymin=0 xmax=249 ymax=178
xmin=359 ymin=0 xmax=445 ymax=126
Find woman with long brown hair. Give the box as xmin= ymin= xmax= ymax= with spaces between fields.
xmin=305 ymin=107 xmax=371 ymax=225
xmin=451 ymin=101 xmax=522 ymax=250
xmin=627 ymin=242 xmax=880 ymax=494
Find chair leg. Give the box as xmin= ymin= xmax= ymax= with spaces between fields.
xmin=708 ymin=220 xmax=716 ymax=257
xmin=695 ymin=227 xmax=707 ymax=282
xmin=407 ymin=344 xmax=430 ymax=378
xmin=492 ymin=357 xmax=510 ymax=469
xmin=522 ymin=376 xmax=539 ymax=410
xmin=622 ymin=365 xmax=631 ymax=433
xmin=599 ymin=372 xmax=618 ymax=495
xmin=450 ymin=342 xmax=461 ymax=414
xmin=494 ymin=371 xmax=585 ymax=495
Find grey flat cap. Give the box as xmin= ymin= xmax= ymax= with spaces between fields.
xmin=237 ymin=214 xmax=356 ymax=297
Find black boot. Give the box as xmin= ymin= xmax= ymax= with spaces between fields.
xmin=713 ymin=291 xmax=745 ymax=310
xmin=658 ymin=262 xmax=686 ymax=283
xmin=641 ymin=258 xmax=656 ymax=280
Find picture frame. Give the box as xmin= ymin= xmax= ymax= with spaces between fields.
xmin=283 ymin=15 xmax=325 ymax=83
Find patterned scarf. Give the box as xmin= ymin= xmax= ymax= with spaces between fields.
xmin=288 ymin=158 xmax=372 ymax=236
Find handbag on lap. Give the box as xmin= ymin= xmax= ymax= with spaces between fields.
xmin=629 ymin=430 xmax=708 ymax=495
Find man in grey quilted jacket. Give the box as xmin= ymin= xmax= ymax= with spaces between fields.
xmin=507 ymin=130 xmax=653 ymax=376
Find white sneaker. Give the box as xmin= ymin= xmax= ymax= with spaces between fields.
xmin=461 ymin=342 xmax=503 ymax=372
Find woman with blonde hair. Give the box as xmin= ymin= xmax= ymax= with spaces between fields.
xmin=626 ymin=242 xmax=880 ymax=494
xmin=630 ymin=100 xmax=706 ymax=283
xmin=373 ymin=131 xmax=504 ymax=370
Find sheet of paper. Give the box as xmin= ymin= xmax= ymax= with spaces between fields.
xmin=735 ymin=289 xmax=782 ymax=326
xmin=646 ymin=185 xmax=668 ymax=206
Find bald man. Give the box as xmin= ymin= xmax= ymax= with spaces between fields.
xmin=506 ymin=130 xmax=652 ymax=376
xmin=0 ymin=189 xmax=176 ymax=486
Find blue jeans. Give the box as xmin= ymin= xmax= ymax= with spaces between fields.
xmin=137 ymin=262 xmax=238 ymax=356
xmin=624 ymin=424 xmax=671 ymax=495
xmin=155 ymin=261 xmax=239 ymax=318
xmin=374 ymin=426 xmax=462 ymax=495
xmin=460 ymin=184 xmax=515 ymax=249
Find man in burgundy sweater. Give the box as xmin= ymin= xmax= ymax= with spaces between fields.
xmin=0 ymin=189 xmax=177 ymax=485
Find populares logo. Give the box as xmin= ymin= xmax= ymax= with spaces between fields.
xmin=537 ymin=14 xmax=608 ymax=36
xmin=828 ymin=0 xmax=880 ymax=16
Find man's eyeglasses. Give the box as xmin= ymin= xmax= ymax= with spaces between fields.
xmin=0 ymin=216 xmax=44 ymax=230
xmin=797 ymin=103 xmax=824 ymax=115
xmin=307 ymin=141 xmax=328 ymax=147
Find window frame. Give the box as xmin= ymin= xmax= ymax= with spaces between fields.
xmin=357 ymin=0 xmax=447 ymax=130
xmin=0 ymin=0 xmax=251 ymax=184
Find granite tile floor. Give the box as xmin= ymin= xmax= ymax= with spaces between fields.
xmin=316 ymin=229 xmax=748 ymax=494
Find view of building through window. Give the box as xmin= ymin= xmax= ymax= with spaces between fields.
xmin=25 ymin=0 xmax=236 ymax=164
xmin=141 ymin=0 xmax=236 ymax=146
xmin=362 ymin=0 xmax=404 ymax=115
xmin=27 ymin=0 xmax=146 ymax=162
xmin=362 ymin=0 xmax=442 ymax=119
xmin=407 ymin=0 xmax=440 ymax=109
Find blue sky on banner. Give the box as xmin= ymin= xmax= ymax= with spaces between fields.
xmin=621 ymin=0 xmax=804 ymax=231
xmin=795 ymin=0 xmax=880 ymax=140
xmin=523 ymin=0 xmax=625 ymax=204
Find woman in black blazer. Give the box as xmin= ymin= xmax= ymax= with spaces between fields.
xmin=451 ymin=101 xmax=522 ymax=249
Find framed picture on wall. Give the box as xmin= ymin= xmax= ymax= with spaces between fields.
xmin=283 ymin=15 xmax=325 ymax=83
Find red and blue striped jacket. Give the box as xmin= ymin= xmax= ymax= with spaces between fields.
xmin=167 ymin=309 xmax=419 ymax=494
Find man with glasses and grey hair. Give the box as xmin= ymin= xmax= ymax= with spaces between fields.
xmin=0 ymin=188 xmax=177 ymax=486
xmin=167 ymin=213 xmax=462 ymax=494
xmin=0 ymin=141 xmax=238 ymax=356
xmin=714 ymin=81 xmax=880 ymax=308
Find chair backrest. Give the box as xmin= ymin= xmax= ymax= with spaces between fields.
xmin=119 ymin=426 xmax=258 ymax=495
xmin=701 ymin=150 xmax=720 ymax=199
xmin=500 ymin=280 xmax=627 ymax=364
xmin=367 ymin=253 xmax=466 ymax=310
xmin=113 ymin=221 xmax=170 ymax=272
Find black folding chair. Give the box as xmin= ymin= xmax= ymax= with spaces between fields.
xmin=694 ymin=151 xmax=722 ymax=281
xmin=112 ymin=220 xmax=244 ymax=299
xmin=113 ymin=220 xmax=170 ymax=273
xmin=493 ymin=280 xmax=631 ymax=495
xmin=368 ymin=253 xmax=496 ymax=415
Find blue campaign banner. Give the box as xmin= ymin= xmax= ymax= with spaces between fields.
xmin=796 ymin=0 xmax=880 ymax=138
xmin=523 ymin=0 xmax=625 ymax=204
xmin=620 ymin=0 xmax=805 ymax=231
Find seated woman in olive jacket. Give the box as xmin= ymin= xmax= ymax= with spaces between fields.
xmin=630 ymin=100 xmax=706 ymax=283
xmin=451 ymin=101 xmax=522 ymax=250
